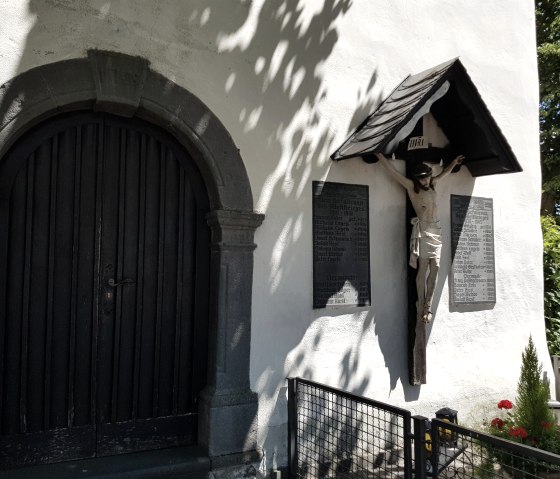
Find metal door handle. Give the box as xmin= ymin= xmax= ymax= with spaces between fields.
xmin=108 ymin=278 xmax=135 ymax=287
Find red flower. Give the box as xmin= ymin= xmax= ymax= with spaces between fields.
xmin=491 ymin=418 xmax=505 ymax=429
xmin=541 ymin=421 xmax=552 ymax=429
xmin=508 ymin=426 xmax=528 ymax=440
xmin=498 ymin=400 xmax=513 ymax=410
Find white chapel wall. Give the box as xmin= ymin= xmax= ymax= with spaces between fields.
xmin=0 ymin=0 xmax=546 ymax=470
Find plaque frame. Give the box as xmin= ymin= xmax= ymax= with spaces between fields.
xmin=450 ymin=194 xmax=496 ymax=306
xmin=312 ymin=181 xmax=371 ymax=309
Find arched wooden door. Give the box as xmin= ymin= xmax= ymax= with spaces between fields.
xmin=0 ymin=112 xmax=210 ymax=468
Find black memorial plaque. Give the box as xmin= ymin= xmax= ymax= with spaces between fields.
xmin=451 ymin=195 xmax=496 ymax=304
xmin=313 ymin=181 xmax=371 ymax=308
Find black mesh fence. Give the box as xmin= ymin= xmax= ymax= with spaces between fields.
xmin=287 ymin=377 xmax=560 ymax=479
xmin=426 ymin=418 xmax=560 ymax=478
xmin=288 ymin=378 xmax=413 ymax=479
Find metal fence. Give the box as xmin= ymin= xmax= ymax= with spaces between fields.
xmin=288 ymin=377 xmax=413 ymax=479
xmin=422 ymin=418 xmax=560 ymax=478
xmin=288 ymin=377 xmax=560 ymax=479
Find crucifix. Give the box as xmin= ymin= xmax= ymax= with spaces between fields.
xmin=330 ymin=58 xmax=523 ymax=386
xmin=374 ymin=150 xmax=464 ymax=385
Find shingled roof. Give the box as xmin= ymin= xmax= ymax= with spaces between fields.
xmin=331 ymin=58 xmax=522 ymax=177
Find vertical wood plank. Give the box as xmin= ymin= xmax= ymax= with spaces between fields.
xmin=91 ymin=120 xmax=105 ymax=426
xmin=138 ymin=135 xmax=159 ymax=420
xmin=67 ymin=125 xmax=82 ymax=428
xmin=96 ymin=122 xmax=120 ymax=425
xmin=152 ymin=142 xmax=166 ymax=417
xmin=0 ymin=201 xmax=7 ymax=432
xmin=117 ymin=128 xmax=139 ymax=422
xmin=44 ymin=133 xmax=59 ymax=430
xmin=51 ymin=127 xmax=76 ymax=429
xmin=173 ymin=166 xmax=185 ymax=415
xmin=3 ymin=158 xmax=27 ymax=435
xmin=20 ymin=154 xmax=35 ymax=434
xmin=73 ymin=121 xmax=99 ymax=428
xmin=110 ymin=128 xmax=127 ymax=423
xmin=132 ymin=132 xmax=147 ymax=420
xmin=159 ymin=148 xmax=179 ymax=416
xmin=181 ymin=172 xmax=197 ymax=413
xmin=29 ymin=140 xmax=55 ymax=432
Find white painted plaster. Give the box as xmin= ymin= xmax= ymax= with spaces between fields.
xmin=0 ymin=0 xmax=546 ymax=470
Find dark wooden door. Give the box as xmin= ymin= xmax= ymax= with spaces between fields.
xmin=0 ymin=113 xmax=209 ymax=468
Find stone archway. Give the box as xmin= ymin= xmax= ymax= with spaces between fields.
xmin=0 ymin=50 xmax=263 ymax=462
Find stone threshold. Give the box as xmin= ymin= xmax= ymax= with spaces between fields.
xmin=0 ymin=446 xmax=211 ymax=479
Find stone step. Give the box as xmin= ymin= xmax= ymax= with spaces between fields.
xmin=0 ymin=446 xmax=210 ymax=479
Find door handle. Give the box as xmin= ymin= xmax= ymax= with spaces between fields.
xmin=108 ymin=278 xmax=135 ymax=287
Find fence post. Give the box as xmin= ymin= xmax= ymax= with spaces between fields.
xmin=403 ymin=413 xmax=413 ymax=479
xmin=429 ymin=420 xmax=441 ymax=479
xmin=412 ymin=415 xmax=428 ymax=479
xmin=287 ymin=378 xmax=298 ymax=479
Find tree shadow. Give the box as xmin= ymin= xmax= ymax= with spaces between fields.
xmin=0 ymin=0 xmax=432 ymax=474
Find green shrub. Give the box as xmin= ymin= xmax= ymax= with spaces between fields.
xmin=542 ymin=215 xmax=560 ymax=356
xmin=488 ymin=337 xmax=559 ymax=452
xmin=514 ymin=337 xmax=557 ymax=447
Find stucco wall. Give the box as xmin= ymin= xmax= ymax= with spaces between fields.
xmin=0 ymin=0 xmax=546 ymax=471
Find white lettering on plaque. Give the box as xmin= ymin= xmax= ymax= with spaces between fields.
xmin=451 ymin=195 xmax=496 ymax=304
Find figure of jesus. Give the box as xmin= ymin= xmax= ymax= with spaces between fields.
xmin=375 ymin=152 xmax=465 ymax=323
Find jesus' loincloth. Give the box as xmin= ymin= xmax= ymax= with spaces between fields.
xmin=409 ymin=218 xmax=442 ymax=269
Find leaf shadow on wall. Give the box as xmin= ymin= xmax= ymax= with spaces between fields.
xmin=0 ymin=0 xmax=435 ymax=471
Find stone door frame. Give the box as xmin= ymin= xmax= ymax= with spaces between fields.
xmin=0 ymin=49 xmax=263 ymax=461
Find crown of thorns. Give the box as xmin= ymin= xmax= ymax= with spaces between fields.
xmin=412 ymin=163 xmax=433 ymax=178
